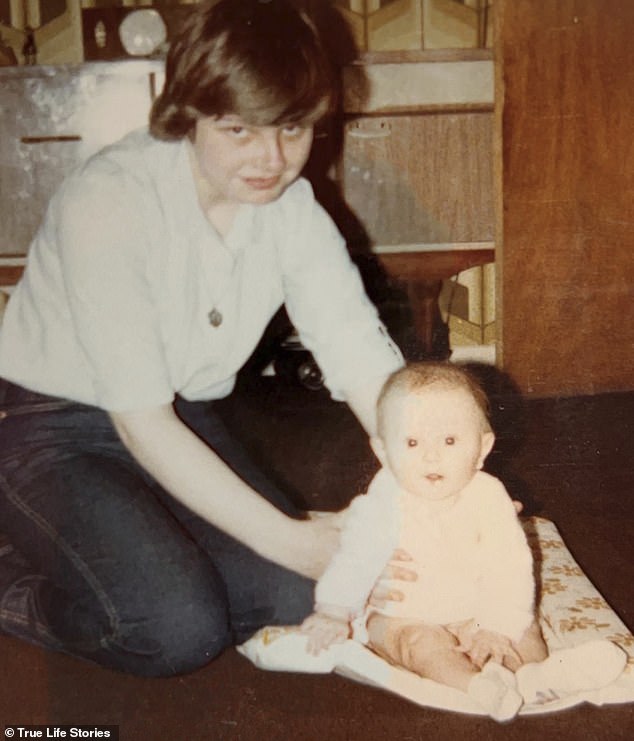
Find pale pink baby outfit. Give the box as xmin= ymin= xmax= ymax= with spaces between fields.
xmin=316 ymin=469 xmax=535 ymax=644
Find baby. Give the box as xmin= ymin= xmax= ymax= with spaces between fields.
xmin=301 ymin=362 xmax=626 ymax=721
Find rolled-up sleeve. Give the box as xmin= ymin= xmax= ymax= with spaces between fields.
xmin=278 ymin=180 xmax=403 ymax=399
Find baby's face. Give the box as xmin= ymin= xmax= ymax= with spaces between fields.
xmin=373 ymin=386 xmax=494 ymax=503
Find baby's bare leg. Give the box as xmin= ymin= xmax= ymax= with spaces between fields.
xmin=367 ymin=613 xmax=524 ymax=721
xmin=508 ymin=619 xmax=548 ymax=671
xmin=366 ymin=613 xmax=477 ymax=691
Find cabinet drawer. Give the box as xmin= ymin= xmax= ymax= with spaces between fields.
xmin=0 ymin=63 xmax=160 ymax=256
xmin=341 ymin=111 xmax=494 ymax=249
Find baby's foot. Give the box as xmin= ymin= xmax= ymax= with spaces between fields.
xmin=515 ymin=639 xmax=627 ymax=705
xmin=468 ymin=661 xmax=523 ymax=722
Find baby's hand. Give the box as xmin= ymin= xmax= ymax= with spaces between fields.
xmin=458 ymin=627 xmax=522 ymax=670
xmin=300 ymin=612 xmax=350 ymax=656
xmin=368 ymin=548 xmax=417 ymax=608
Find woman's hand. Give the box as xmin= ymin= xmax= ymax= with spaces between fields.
xmin=368 ymin=548 xmax=417 ymax=608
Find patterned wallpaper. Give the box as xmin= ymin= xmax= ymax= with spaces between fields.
xmin=335 ymin=0 xmax=492 ymax=52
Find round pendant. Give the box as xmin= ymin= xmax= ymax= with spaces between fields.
xmin=208 ymin=308 xmax=223 ymax=327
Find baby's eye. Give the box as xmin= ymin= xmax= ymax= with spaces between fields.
xmin=445 ymin=437 xmax=456 ymax=446
xmin=407 ymin=438 xmax=418 ymax=448
xmin=230 ymin=125 xmax=247 ymax=136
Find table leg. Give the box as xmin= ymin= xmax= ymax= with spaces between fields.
xmin=406 ymin=279 xmax=446 ymax=357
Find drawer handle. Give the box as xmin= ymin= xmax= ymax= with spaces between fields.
xmin=347 ymin=121 xmax=392 ymax=139
xmin=20 ymin=135 xmax=82 ymax=144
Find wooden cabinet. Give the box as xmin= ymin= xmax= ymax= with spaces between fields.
xmin=336 ymin=51 xmax=496 ymax=356
xmin=0 ymin=60 xmax=163 ymax=276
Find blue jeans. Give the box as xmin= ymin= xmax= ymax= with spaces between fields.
xmin=0 ymin=378 xmax=313 ymax=676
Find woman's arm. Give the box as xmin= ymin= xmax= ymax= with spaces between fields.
xmin=341 ymin=373 xmax=389 ymax=438
xmin=109 ymin=403 xmax=340 ymax=579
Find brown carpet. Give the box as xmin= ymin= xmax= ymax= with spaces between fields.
xmin=1 ymin=373 xmax=633 ymax=740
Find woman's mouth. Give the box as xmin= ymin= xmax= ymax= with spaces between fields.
xmin=243 ymin=175 xmax=281 ymax=190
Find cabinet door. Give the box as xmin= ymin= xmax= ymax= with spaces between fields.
xmin=0 ymin=65 xmax=156 ymax=256
xmin=340 ymin=111 xmax=494 ymax=249
xmin=498 ymin=0 xmax=634 ymax=395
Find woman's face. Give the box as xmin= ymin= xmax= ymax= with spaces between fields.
xmin=190 ymin=114 xmax=314 ymax=210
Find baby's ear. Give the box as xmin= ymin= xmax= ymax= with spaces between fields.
xmin=477 ymin=430 xmax=495 ymax=469
xmin=370 ymin=436 xmax=387 ymax=466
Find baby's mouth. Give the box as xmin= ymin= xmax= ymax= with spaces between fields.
xmin=425 ymin=473 xmax=444 ymax=482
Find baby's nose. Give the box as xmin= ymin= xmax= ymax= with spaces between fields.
xmin=420 ymin=444 xmax=441 ymax=462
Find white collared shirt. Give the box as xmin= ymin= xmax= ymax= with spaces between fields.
xmin=0 ymin=128 xmax=402 ymax=411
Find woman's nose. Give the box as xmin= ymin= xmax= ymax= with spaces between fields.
xmin=259 ymin=130 xmax=286 ymax=170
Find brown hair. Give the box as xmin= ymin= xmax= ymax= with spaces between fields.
xmin=150 ymin=0 xmax=339 ymax=140
xmin=377 ymin=362 xmax=493 ymax=437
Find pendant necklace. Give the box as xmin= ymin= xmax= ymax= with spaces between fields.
xmin=207 ymin=307 xmax=223 ymax=327
xmin=187 ymin=143 xmax=235 ymax=331
xmin=205 ymin=253 xmax=235 ymax=329
xmin=204 ymin=250 xmax=236 ymax=330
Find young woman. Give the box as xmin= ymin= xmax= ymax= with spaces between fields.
xmin=0 ymin=0 xmax=403 ymax=676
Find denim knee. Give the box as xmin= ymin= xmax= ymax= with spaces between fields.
xmin=103 ymin=579 xmax=233 ymax=678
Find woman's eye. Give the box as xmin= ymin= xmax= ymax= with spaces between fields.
xmin=407 ymin=438 xmax=418 ymax=448
xmin=214 ymin=118 xmax=250 ymax=137
xmin=282 ymin=124 xmax=303 ymax=137
xmin=445 ymin=437 xmax=456 ymax=446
